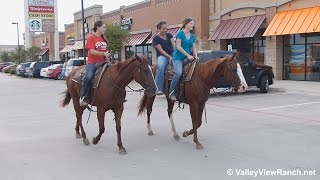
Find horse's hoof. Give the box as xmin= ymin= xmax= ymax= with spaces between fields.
xmin=173 ymin=134 xmax=180 ymax=140
xmin=148 ymin=131 xmax=154 ymax=136
xmin=196 ymin=144 xmax=204 ymax=150
xmin=92 ymin=137 xmax=98 ymax=145
xmin=75 ymin=133 xmax=82 ymax=138
xmin=83 ymin=139 xmax=90 ymax=146
xmin=119 ymin=148 xmax=127 ymax=155
xmin=183 ymin=131 xmax=188 ymax=137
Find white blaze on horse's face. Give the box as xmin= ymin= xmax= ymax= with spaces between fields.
xmin=236 ymin=63 xmax=248 ymax=92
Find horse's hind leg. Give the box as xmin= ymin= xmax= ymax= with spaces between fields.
xmin=92 ymin=107 xmax=106 ymax=145
xmin=72 ymin=98 xmax=89 ymax=145
xmin=166 ymin=96 xmax=179 ymax=140
xmin=147 ymin=95 xmax=155 ymax=136
xmin=114 ymin=105 xmax=126 ymax=155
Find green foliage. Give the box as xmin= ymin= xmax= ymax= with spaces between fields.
xmin=9 ymin=69 xmax=16 ymax=74
xmin=0 ymin=51 xmax=11 ymax=62
xmin=27 ymin=47 xmax=41 ymax=61
xmin=105 ymin=25 xmax=129 ymax=53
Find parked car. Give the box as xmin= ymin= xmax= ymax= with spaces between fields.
xmin=0 ymin=62 xmax=14 ymax=72
xmin=47 ymin=64 xmax=63 ymax=80
xmin=2 ymin=64 xmax=17 ymax=73
xmin=40 ymin=64 xmax=62 ymax=78
xmin=25 ymin=61 xmax=51 ymax=78
xmin=16 ymin=62 xmax=32 ymax=77
xmin=65 ymin=58 xmax=85 ymax=77
xmin=198 ymin=50 xmax=274 ymax=93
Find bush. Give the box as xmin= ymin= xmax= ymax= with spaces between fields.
xmin=10 ymin=69 xmax=16 ymax=74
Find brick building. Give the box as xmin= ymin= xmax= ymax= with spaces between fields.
xmin=60 ymin=0 xmax=320 ymax=81
xmin=31 ymin=32 xmax=65 ymax=61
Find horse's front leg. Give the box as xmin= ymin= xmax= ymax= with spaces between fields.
xmin=114 ymin=105 xmax=127 ymax=155
xmin=183 ymin=103 xmax=204 ymax=150
xmin=166 ymin=96 xmax=179 ymax=140
xmin=147 ymin=95 xmax=156 ymax=136
xmin=92 ymin=107 xmax=106 ymax=145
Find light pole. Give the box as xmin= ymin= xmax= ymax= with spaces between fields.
xmin=12 ymin=22 xmax=20 ymax=62
xmin=81 ymin=0 xmax=86 ymax=65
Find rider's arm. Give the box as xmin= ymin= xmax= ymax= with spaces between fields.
xmin=176 ymin=38 xmax=191 ymax=57
xmin=154 ymin=45 xmax=172 ymax=59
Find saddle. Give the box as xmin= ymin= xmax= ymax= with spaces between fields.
xmin=71 ymin=62 xmax=110 ymax=102
xmin=164 ymin=59 xmax=197 ymax=104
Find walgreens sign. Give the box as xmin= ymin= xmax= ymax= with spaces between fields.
xmin=29 ymin=6 xmax=54 ymax=13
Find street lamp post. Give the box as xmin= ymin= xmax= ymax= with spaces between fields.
xmin=12 ymin=22 xmax=20 ymax=63
xmin=81 ymin=0 xmax=86 ymax=65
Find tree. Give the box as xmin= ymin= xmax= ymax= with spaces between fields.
xmin=105 ymin=25 xmax=129 ymax=60
xmin=27 ymin=47 xmax=41 ymax=61
xmin=0 ymin=51 xmax=12 ymax=62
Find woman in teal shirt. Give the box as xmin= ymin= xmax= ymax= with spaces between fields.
xmin=169 ymin=17 xmax=198 ymax=101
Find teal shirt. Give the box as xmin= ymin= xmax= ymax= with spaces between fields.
xmin=173 ymin=30 xmax=196 ymax=61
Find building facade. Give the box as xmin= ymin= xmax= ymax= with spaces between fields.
xmin=30 ymin=32 xmax=65 ymax=61
xmin=60 ymin=0 xmax=320 ymax=81
xmin=208 ymin=0 xmax=320 ymax=81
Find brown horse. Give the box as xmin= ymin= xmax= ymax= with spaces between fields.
xmin=138 ymin=53 xmax=246 ymax=150
xmin=61 ymin=55 xmax=157 ymax=154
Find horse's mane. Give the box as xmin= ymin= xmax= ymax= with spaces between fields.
xmin=114 ymin=57 xmax=137 ymax=74
xmin=196 ymin=57 xmax=228 ymax=79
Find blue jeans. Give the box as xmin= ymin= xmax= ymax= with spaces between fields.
xmin=169 ymin=60 xmax=183 ymax=96
xmin=80 ymin=63 xmax=96 ymax=98
xmin=155 ymin=56 xmax=169 ymax=92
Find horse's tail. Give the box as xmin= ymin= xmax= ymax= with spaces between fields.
xmin=61 ymin=89 xmax=71 ymax=107
xmin=138 ymin=92 xmax=148 ymax=116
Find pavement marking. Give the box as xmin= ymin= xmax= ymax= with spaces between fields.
xmin=211 ymin=92 xmax=294 ymax=101
xmin=206 ymin=102 xmax=320 ymax=123
xmin=252 ymin=101 xmax=320 ymax=111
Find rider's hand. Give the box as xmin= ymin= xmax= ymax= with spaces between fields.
xmin=103 ymin=52 xmax=111 ymax=58
xmin=187 ymin=55 xmax=194 ymax=61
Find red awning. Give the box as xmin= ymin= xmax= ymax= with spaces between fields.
xmin=36 ymin=48 xmax=49 ymax=56
xmin=72 ymin=41 xmax=87 ymax=50
xmin=126 ymin=32 xmax=151 ymax=46
xmin=60 ymin=45 xmax=73 ymax=53
xmin=146 ymin=27 xmax=181 ymax=44
xmin=209 ymin=15 xmax=265 ymax=40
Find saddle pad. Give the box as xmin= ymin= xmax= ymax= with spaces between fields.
xmin=167 ymin=59 xmax=197 ymax=82
xmin=71 ymin=63 xmax=109 ymax=88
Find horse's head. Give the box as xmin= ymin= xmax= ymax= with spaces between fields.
xmin=221 ymin=53 xmax=247 ymax=92
xmin=132 ymin=55 xmax=157 ymax=96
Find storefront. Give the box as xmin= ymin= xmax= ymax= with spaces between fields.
xmin=209 ymin=15 xmax=266 ymax=64
xmin=264 ymin=6 xmax=320 ymax=81
xmin=100 ymin=0 xmax=210 ymax=64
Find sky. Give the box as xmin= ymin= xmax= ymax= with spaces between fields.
xmin=0 ymin=0 xmax=142 ymax=45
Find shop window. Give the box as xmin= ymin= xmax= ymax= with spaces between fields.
xmin=125 ymin=45 xmax=152 ymax=65
xmin=307 ymin=33 xmax=320 ymax=44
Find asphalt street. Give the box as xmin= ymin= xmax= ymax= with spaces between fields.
xmin=0 ymin=73 xmax=319 ymax=180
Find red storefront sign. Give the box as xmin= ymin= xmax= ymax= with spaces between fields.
xmin=29 ymin=6 xmax=54 ymax=13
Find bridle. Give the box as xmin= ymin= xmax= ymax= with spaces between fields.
xmin=107 ymin=57 xmax=150 ymax=92
xmin=225 ymin=59 xmax=241 ymax=91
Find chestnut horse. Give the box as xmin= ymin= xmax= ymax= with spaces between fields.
xmin=61 ymin=56 xmax=157 ymax=154
xmin=138 ymin=53 xmax=246 ymax=150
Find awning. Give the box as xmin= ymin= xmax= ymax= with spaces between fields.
xmin=146 ymin=27 xmax=181 ymax=44
xmin=72 ymin=41 xmax=86 ymax=50
xmin=209 ymin=15 xmax=266 ymax=40
xmin=263 ymin=7 xmax=320 ymax=36
xmin=126 ymin=32 xmax=151 ymax=46
xmin=60 ymin=45 xmax=73 ymax=53
xmin=36 ymin=48 xmax=48 ymax=56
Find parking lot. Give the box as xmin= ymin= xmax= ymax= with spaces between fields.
xmin=0 ymin=73 xmax=319 ymax=180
